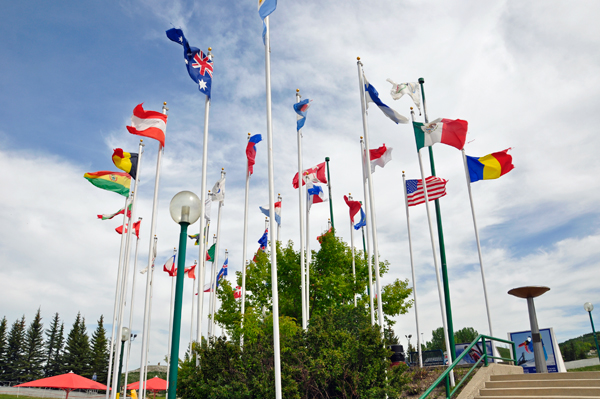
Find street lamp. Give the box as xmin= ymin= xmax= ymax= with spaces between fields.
xmin=167 ymin=191 xmax=201 ymax=399
xmin=116 ymin=327 xmax=130 ymax=399
xmin=584 ymin=302 xmax=600 ymax=362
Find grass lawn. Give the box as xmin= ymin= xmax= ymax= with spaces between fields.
xmin=569 ymin=364 xmax=600 ymax=372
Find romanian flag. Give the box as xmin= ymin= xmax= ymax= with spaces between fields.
xmin=84 ymin=171 xmax=131 ymax=197
xmin=466 ymin=149 xmax=514 ymax=183
xmin=112 ymin=149 xmax=138 ymax=180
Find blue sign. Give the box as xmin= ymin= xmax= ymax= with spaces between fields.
xmin=509 ymin=328 xmax=558 ymax=373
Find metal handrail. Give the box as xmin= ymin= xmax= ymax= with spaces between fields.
xmin=419 ymin=334 xmax=517 ymax=399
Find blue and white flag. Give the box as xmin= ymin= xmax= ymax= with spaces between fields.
xmin=307 ymin=181 xmax=327 ymax=210
xmin=259 ymin=201 xmax=281 ymax=225
xmin=354 ymin=207 xmax=366 ymax=230
xmin=293 ymin=99 xmax=311 ymax=131
xmin=258 ymin=229 xmax=269 ymax=249
xmin=166 ymin=28 xmax=213 ymax=99
xmin=258 ymin=0 xmax=277 ymax=44
xmin=363 ymin=73 xmax=408 ymax=124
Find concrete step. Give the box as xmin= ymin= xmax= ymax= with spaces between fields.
xmin=478 ymin=387 xmax=600 ymax=396
xmin=486 ymin=379 xmax=600 ymax=388
xmin=490 ymin=371 xmax=600 ymax=381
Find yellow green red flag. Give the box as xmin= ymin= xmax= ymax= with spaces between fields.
xmin=83 ymin=171 xmax=131 ymax=197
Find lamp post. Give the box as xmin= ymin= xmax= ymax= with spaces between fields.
xmin=115 ymin=327 xmax=130 ymax=399
xmin=167 ymin=191 xmax=201 ymax=399
xmin=584 ymin=302 xmax=600 ymax=362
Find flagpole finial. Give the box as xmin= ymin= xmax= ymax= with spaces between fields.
xmin=357 ymin=57 xmax=360 ymax=60
xmin=163 ymin=102 xmax=167 ymax=105
xmin=360 ymin=136 xmax=363 ymax=139
xmin=208 ymin=47 xmax=212 ymax=51
xmin=222 ymin=168 xmax=224 ymax=171
xmin=418 ymin=77 xmax=424 ymax=84
xmin=248 ymin=132 xmax=251 ymax=136
xmin=296 ymin=88 xmax=300 ymax=93
xmin=325 ymin=157 xmax=330 ymax=162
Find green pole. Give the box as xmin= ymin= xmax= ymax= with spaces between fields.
xmin=419 ymin=77 xmax=456 ymax=360
xmin=588 ymin=311 xmax=600 ymax=362
xmin=325 ymin=157 xmax=335 ymax=234
xmin=116 ymin=340 xmax=125 ymax=399
xmin=167 ymin=222 xmax=189 ymax=399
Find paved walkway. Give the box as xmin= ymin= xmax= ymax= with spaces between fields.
xmin=564 ymin=357 xmax=600 ymax=370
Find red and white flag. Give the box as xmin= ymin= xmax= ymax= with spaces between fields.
xmin=234 ymin=286 xmax=242 ymax=299
xmin=292 ymin=162 xmax=327 ymax=189
xmin=126 ymin=104 xmax=168 ymax=147
xmin=115 ymin=220 xmax=141 ymax=238
xmin=184 ymin=265 xmax=196 ymax=279
xmin=369 ymin=144 xmax=393 ymax=173
xmin=163 ymin=255 xmax=176 ymax=277
xmin=405 ymin=176 xmax=448 ymax=207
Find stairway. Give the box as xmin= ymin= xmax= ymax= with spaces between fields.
xmin=475 ymin=371 xmax=600 ymax=398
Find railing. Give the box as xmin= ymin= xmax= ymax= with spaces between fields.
xmin=419 ymin=334 xmax=517 ymax=399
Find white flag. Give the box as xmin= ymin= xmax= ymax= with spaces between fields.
xmin=204 ymin=198 xmax=212 ymax=221
xmin=211 ymin=176 xmax=226 ymax=203
xmin=386 ymin=79 xmax=421 ymax=112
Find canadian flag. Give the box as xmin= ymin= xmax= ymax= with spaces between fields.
xmin=115 ymin=220 xmax=141 ymax=238
xmin=292 ymin=162 xmax=327 ymax=189
xmin=234 ymin=286 xmax=242 ymax=299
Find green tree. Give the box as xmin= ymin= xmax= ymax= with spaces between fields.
xmin=44 ymin=313 xmax=64 ymax=377
xmin=4 ymin=316 xmax=26 ymax=382
xmin=89 ymin=315 xmax=109 ymax=384
xmin=22 ymin=309 xmax=45 ymax=381
xmin=0 ymin=316 xmax=8 ymax=378
xmin=425 ymin=326 xmax=480 ymax=352
xmin=454 ymin=327 xmax=479 ymax=345
xmin=426 ymin=327 xmax=446 ymax=351
xmin=63 ymin=313 xmax=91 ymax=377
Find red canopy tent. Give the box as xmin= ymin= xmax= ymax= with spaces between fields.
xmin=15 ymin=371 xmax=108 ymax=399
xmin=127 ymin=377 xmax=166 ymax=399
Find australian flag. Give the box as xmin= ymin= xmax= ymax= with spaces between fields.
xmin=166 ymin=28 xmax=213 ymax=99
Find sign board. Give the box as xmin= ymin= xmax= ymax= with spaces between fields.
xmin=455 ymin=340 xmax=495 ymax=365
xmin=508 ymin=328 xmax=565 ymax=373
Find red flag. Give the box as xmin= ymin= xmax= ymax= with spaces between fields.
xmin=343 ymin=195 xmax=361 ymax=223
xmin=163 ymin=255 xmax=176 ymax=277
xmin=246 ymin=134 xmax=262 ymax=175
xmin=126 ymin=104 xmax=168 ymax=148
xmin=234 ymin=286 xmax=242 ymax=299
xmin=184 ymin=265 xmax=196 ymax=279
xmin=292 ymin=162 xmax=327 ymax=189
xmin=115 ymin=220 xmax=141 ymax=238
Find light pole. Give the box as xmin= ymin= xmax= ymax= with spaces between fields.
xmin=167 ymin=191 xmax=202 ymax=399
xmin=116 ymin=327 xmax=130 ymax=399
xmin=584 ymin=302 xmax=600 ymax=362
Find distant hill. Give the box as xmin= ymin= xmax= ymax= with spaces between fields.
xmin=559 ymin=332 xmax=598 ymax=361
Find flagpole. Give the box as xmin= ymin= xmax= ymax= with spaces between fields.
xmin=418 ymin=78 xmax=456 ymax=359
xmin=325 ymin=157 xmax=335 ymax=234
xmin=461 ymin=150 xmax=495 ymax=338
xmin=111 ymin=139 xmax=145 ymax=399
xmin=143 ymin=235 xmax=157 ymax=397
xmin=264 ymin=15 xmax=282 ymax=399
xmin=189 ymin=260 xmax=197 ymax=355
xmin=402 ymin=173 xmax=423 ymax=367
xmin=139 ymin=102 xmax=167 ymax=399
xmin=197 ymin=219 xmax=209 ymax=344
xmin=241 ymin=135 xmax=251 ymax=335
xmin=123 ymin=220 xmax=142 ymax=396
xmin=196 ymin=48 xmax=213 ymax=349
xmin=105 ymin=194 xmax=130 ymax=399
xmin=356 ymin=59 xmax=384 ymax=330
xmin=360 ymin=138 xmax=375 ymax=325
xmin=207 ymin=234 xmax=217 ymax=337
xmin=211 ymin=169 xmax=226 ymax=336
xmin=305 ymin=200 xmax=311 ymax=322
xmin=349 ymin=194 xmax=357 ymax=307
xmin=165 ymin=249 xmax=177 ymax=394
xmin=295 ymin=89 xmax=307 ymax=330
xmin=277 ymin=194 xmax=282 ymax=242
xmin=411 ymin=109 xmax=454 ymax=385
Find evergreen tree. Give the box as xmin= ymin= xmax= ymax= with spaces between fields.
xmin=4 ymin=316 xmax=26 ymax=382
xmin=0 ymin=316 xmax=8 ymax=378
xmin=44 ymin=313 xmax=62 ymax=377
xmin=63 ymin=313 xmax=91 ymax=377
xmin=22 ymin=309 xmax=45 ymax=381
xmin=89 ymin=315 xmax=109 ymax=384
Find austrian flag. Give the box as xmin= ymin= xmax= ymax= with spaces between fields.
xmin=126 ymin=104 xmax=168 ymax=148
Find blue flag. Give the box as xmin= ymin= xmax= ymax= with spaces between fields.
xmin=293 ymin=99 xmax=311 ymax=131
xmin=258 ymin=229 xmax=268 ymax=249
xmin=166 ymin=28 xmax=213 ymax=99
xmin=363 ymin=73 xmax=407 ymax=124
xmin=354 ymin=208 xmax=366 ymax=230
xmin=258 ymin=0 xmax=277 ymax=44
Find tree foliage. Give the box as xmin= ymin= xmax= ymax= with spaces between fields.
xmin=44 ymin=313 xmax=64 ymax=377
xmin=63 ymin=313 xmax=91 ymax=377
xmin=424 ymin=327 xmax=480 ymax=351
xmin=89 ymin=315 xmax=109 ymax=384
xmin=22 ymin=309 xmax=45 ymax=381
xmin=0 ymin=316 xmax=8 ymax=378
xmin=4 ymin=316 xmax=26 ymax=382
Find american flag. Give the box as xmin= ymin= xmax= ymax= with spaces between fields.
xmin=406 ymin=176 xmax=448 ymax=207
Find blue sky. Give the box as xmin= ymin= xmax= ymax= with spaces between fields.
xmin=1 ymin=0 xmax=600 ymax=370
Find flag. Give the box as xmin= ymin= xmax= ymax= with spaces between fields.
xmin=126 ymin=104 xmax=168 ymax=148
xmin=203 ymin=283 xmax=212 ymax=292
xmin=84 ymin=171 xmax=131 ymax=197
xmin=115 ymin=220 xmax=141 ymax=238
xmin=184 ymin=265 xmax=196 ymax=279
xmin=112 ymin=149 xmax=138 ymax=180
xmin=97 ymin=204 xmax=132 ymax=220
xmin=234 ymin=286 xmax=242 ymax=299
xmin=292 ymin=162 xmax=327 ymax=189
xmin=188 ymin=234 xmax=200 ymax=246
xmin=293 ymin=98 xmax=311 ymax=131
xmin=211 ymin=176 xmax=225 ymax=202
xmin=205 ymin=198 xmax=211 ymax=221
xmin=259 ymin=201 xmax=281 ymax=225
xmin=307 ymin=181 xmax=327 ymax=210
xmin=413 ymin=119 xmax=468 ymax=151
xmin=166 ymin=28 xmax=213 ymax=99
xmin=354 ymin=207 xmax=366 ymax=230
xmin=246 ymin=134 xmax=262 ymax=175
xmin=406 ymin=176 xmax=449 ymax=207
xmin=222 ymin=258 xmax=228 ymax=275
xmin=343 ymin=195 xmax=361 ymax=222
xmin=369 ymin=144 xmax=393 ymax=173
xmin=258 ymin=229 xmax=268 ymax=250
xmin=258 ymin=0 xmax=277 ymax=44
xmin=386 ymin=79 xmax=421 ymax=112
xmin=363 ymin=73 xmax=408 ymax=124
xmin=163 ymin=255 xmax=176 ymax=277
xmin=206 ymin=243 xmax=216 ymax=262
xmin=216 ymin=266 xmax=227 ymax=288
xmin=466 ymin=149 xmax=514 ymax=183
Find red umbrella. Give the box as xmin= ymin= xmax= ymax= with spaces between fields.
xmin=15 ymin=371 xmax=108 ymax=399
xmin=127 ymin=377 xmax=167 ymax=399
